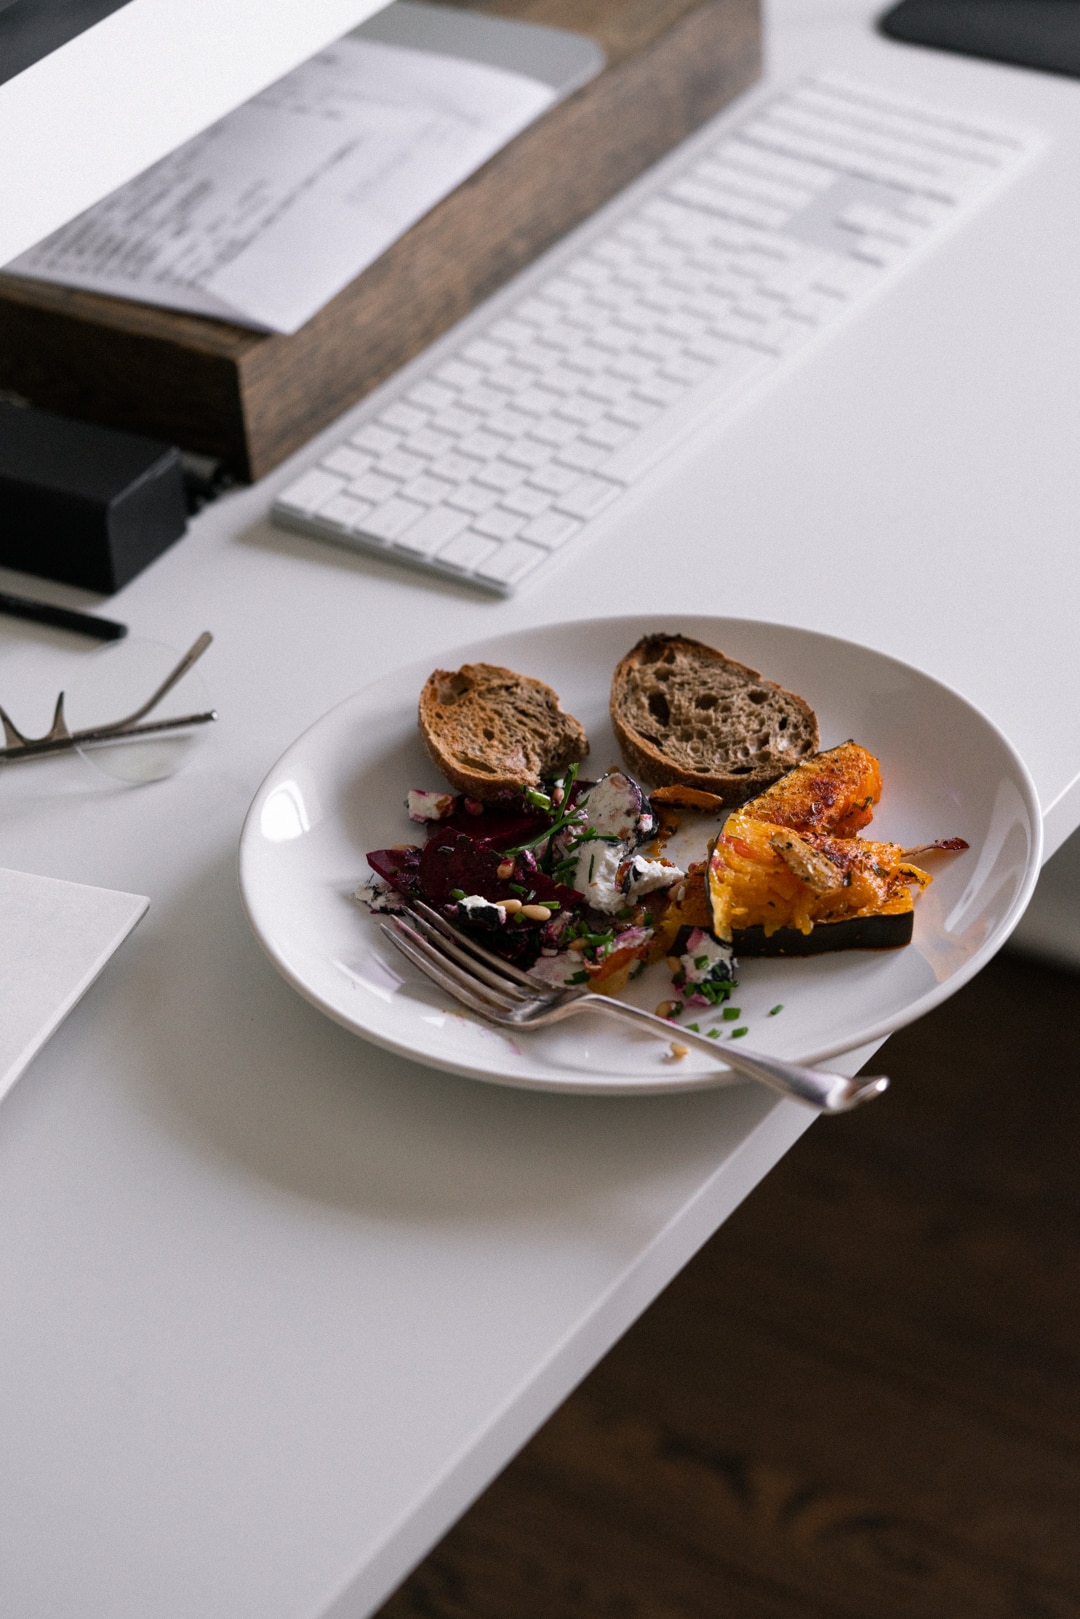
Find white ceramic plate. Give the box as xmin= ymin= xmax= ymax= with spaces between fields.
xmin=239 ymin=616 xmax=1043 ymax=1094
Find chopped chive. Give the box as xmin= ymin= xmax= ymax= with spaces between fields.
xmin=768 ymin=1004 xmax=784 ymax=1016
xmin=730 ymin=1026 xmax=749 ymax=1039
xmin=707 ymin=1028 xmax=721 ymax=1039
xmin=450 ymin=888 xmax=466 ymax=901
xmin=721 ymin=1006 xmax=741 ymax=1021
xmin=686 ymin=1022 xmax=701 ymax=1033
xmin=509 ymin=883 xmax=527 ymax=896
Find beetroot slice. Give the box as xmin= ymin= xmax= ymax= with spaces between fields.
xmin=418 ymin=833 xmax=580 ymax=910
xmin=366 ymin=845 xmax=423 ymax=897
xmin=431 ymin=803 xmax=551 ymax=848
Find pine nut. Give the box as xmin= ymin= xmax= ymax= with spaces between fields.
xmin=669 ymin=1042 xmax=689 ymax=1060
xmin=520 ymin=904 xmax=552 ymax=922
xmin=496 ymin=860 xmax=515 ymax=880
xmin=502 ymin=898 xmax=523 ymax=914
xmin=655 ymin=1000 xmax=680 ymax=1020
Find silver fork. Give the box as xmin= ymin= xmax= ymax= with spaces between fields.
xmin=381 ymin=901 xmax=888 ymax=1113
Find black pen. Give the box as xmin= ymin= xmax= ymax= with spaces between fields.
xmin=0 ymin=590 xmax=128 ymax=642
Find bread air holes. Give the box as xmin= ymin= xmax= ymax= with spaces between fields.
xmin=648 ymin=691 xmax=671 ymax=726
xmin=435 ymin=673 xmax=469 ymax=705
xmin=694 ymin=694 xmax=717 ymax=711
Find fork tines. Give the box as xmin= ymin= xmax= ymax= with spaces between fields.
xmin=380 ymin=901 xmax=553 ymax=1018
xmin=409 ymin=900 xmax=553 ymax=991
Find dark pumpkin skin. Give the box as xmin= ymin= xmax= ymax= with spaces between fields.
xmin=733 ymin=910 xmax=914 ymax=955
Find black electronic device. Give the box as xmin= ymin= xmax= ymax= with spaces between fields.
xmin=0 ymin=402 xmax=188 ymax=593
xmin=880 ymin=0 xmax=1080 ymax=77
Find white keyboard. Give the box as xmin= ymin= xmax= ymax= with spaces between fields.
xmin=274 ymin=72 xmax=1040 ymax=594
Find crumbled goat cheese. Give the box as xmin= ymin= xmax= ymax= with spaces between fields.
xmin=355 ymin=879 xmax=405 ymax=915
xmin=406 ymin=789 xmax=456 ymax=823
xmin=454 ymin=894 xmax=507 ymax=927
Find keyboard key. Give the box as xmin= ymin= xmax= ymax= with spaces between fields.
xmin=322 ymin=445 xmax=373 ymax=480
xmin=437 ymin=529 xmax=500 ymax=572
xmin=475 ymin=539 xmax=548 ymax=584
xmin=402 ymin=473 xmax=457 ymax=506
xmin=431 ymin=450 xmax=483 ymax=484
xmin=447 ymin=481 xmax=500 ymax=515
xmin=351 ymin=424 xmax=399 ymax=456
xmin=350 ymin=471 xmax=400 ymax=506
xmin=501 ymin=484 xmax=552 ymax=518
xmin=530 ymin=416 xmax=578 ymax=448
xmin=316 ymin=493 xmax=374 ymax=532
xmin=431 ymin=406 xmax=478 ymax=438
xmin=582 ymin=418 xmax=635 ymax=450
xmin=408 ymin=380 xmax=457 ymax=413
xmin=405 ymin=426 xmax=456 ymax=459
xmin=555 ymin=476 xmax=622 ymax=519
xmin=459 ymin=427 xmax=512 ymax=461
xmin=461 ymin=339 xmax=511 ymax=368
xmin=635 ymin=375 xmax=687 ymax=407
xmin=520 ymin=512 xmax=582 ymax=550
xmin=502 ymin=437 xmax=551 ymax=470
xmin=381 ymin=402 xmax=428 ymax=434
xmin=473 ymin=507 xmax=525 ymax=541
xmin=380 ymin=449 xmax=429 ymax=482
xmin=515 ymin=296 xmax=562 ymax=328
xmin=362 ymin=498 xmax=427 ymax=542
xmin=556 ymin=440 xmax=607 ymax=473
xmin=554 ymin=394 xmax=608 ymax=426
xmin=488 ymin=317 xmax=534 ymax=347
xmin=487 ymin=406 xmax=540 ymax=441
xmin=517 ymin=385 xmax=567 ymax=416
xmin=473 ymin=459 xmax=525 ymax=493
xmin=436 ymin=360 xmax=486 ymax=391
xmin=393 ymin=505 xmax=472 ymax=556
xmin=488 ymin=362 xmax=544 ymax=394
xmin=662 ymin=355 xmax=713 ymax=386
xmin=460 ymin=384 xmax=507 ymax=416
xmin=608 ymin=398 xmax=661 ymax=429
xmin=276 ymin=469 xmax=346 ymax=516
xmin=529 ymin=462 xmax=582 ymax=495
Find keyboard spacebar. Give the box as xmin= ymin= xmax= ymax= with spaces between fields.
xmin=602 ymin=347 xmax=771 ymax=484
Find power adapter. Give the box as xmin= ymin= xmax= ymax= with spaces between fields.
xmin=0 ymin=402 xmax=188 ymax=594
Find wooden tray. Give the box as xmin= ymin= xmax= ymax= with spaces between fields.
xmin=0 ymin=0 xmax=760 ymax=481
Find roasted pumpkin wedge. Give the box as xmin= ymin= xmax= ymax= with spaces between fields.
xmin=704 ymin=742 xmax=933 ymax=953
xmin=744 ymin=740 xmax=882 ymax=837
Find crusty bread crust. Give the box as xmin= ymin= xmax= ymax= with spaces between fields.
xmin=419 ymin=663 xmax=588 ymax=799
xmin=610 ymin=634 xmax=818 ymax=804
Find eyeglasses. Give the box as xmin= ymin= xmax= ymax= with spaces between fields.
xmin=0 ymin=631 xmax=217 ymax=783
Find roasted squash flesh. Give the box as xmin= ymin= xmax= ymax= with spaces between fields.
xmin=706 ymin=742 xmax=930 ymax=947
xmin=746 ymin=741 xmax=882 ymax=838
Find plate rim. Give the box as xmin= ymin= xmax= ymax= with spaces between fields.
xmin=238 ymin=613 xmax=1045 ymax=1095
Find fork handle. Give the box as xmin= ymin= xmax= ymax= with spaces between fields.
xmin=577 ymin=994 xmax=888 ymax=1113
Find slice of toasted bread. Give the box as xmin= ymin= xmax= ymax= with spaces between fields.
xmin=610 ymin=634 xmax=818 ymax=803
xmin=419 ymin=663 xmax=588 ymax=799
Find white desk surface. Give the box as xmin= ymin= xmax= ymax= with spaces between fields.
xmin=2 ymin=5 xmax=1079 ymax=1616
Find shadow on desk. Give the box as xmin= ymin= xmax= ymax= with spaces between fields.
xmin=375 ymin=947 xmax=1080 ymax=1619
xmin=126 ymin=843 xmax=776 ymax=1231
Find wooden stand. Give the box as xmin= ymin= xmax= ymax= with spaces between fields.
xmin=0 ymin=0 xmax=760 ymax=481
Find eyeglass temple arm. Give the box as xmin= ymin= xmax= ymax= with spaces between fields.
xmin=91 ymin=632 xmax=213 ymax=736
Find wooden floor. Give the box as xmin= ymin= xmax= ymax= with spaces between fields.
xmin=375 ymin=949 xmax=1080 ymax=1619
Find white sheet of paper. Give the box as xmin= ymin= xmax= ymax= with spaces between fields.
xmin=5 ymin=36 xmax=556 ymax=334
xmin=0 ymin=868 xmax=148 ymax=1104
